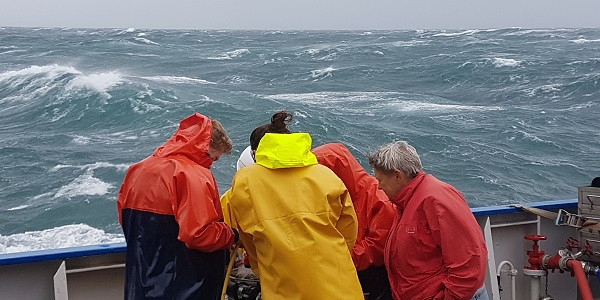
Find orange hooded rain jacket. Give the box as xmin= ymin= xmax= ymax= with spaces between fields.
xmin=312 ymin=143 xmax=395 ymax=271
xmin=117 ymin=112 xmax=235 ymax=299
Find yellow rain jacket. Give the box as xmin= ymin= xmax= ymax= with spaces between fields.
xmin=226 ymin=133 xmax=364 ymax=300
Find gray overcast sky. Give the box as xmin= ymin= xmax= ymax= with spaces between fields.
xmin=2 ymin=0 xmax=600 ymax=30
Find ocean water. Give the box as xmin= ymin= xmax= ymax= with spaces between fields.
xmin=0 ymin=27 xmax=599 ymax=253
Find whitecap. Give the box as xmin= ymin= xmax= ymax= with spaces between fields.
xmin=119 ymin=28 xmax=136 ymax=34
xmin=526 ymin=84 xmax=561 ymax=96
xmin=432 ymin=29 xmax=479 ymax=37
xmin=310 ymin=67 xmax=336 ymax=80
xmin=50 ymin=162 xmax=128 ymax=198
xmin=306 ymin=48 xmax=321 ymax=55
xmin=49 ymin=162 xmax=130 ymax=173
xmin=54 ymin=173 xmax=113 ymax=198
xmin=139 ymin=75 xmax=216 ymax=85
xmin=389 ymin=100 xmax=503 ymax=113
xmin=72 ymin=135 xmax=90 ymax=145
xmin=571 ymin=38 xmax=600 ymax=44
xmin=317 ymin=53 xmax=338 ymax=61
xmin=208 ymin=48 xmax=250 ymax=60
xmin=0 ymin=224 xmax=124 ymax=254
xmin=64 ymin=71 xmax=125 ymax=98
xmin=0 ymin=64 xmax=80 ymax=82
xmin=265 ymin=91 xmax=503 ymax=113
xmin=491 ymin=57 xmax=522 ymax=67
xmin=134 ymin=37 xmax=159 ymax=45
xmin=225 ymin=48 xmax=250 ymax=58
xmin=6 ymin=204 xmax=29 ymax=211
xmin=392 ymin=40 xmax=428 ymax=47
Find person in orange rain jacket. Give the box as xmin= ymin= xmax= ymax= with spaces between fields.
xmin=368 ymin=141 xmax=488 ymax=300
xmin=312 ymin=143 xmax=395 ymax=300
xmin=117 ymin=112 xmax=238 ymax=300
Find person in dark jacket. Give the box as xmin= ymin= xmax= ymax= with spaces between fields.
xmin=117 ymin=112 xmax=238 ymax=300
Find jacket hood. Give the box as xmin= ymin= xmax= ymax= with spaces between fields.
xmin=312 ymin=143 xmax=370 ymax=195
xmin=153 ymin=112 xmax=214 ymax=168
xmin=255 ymin=133 xmax=318 ymax=169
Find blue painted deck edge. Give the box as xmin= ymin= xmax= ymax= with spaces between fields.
xmin=0 ymin=242 xmax=126 ymax=266
xmin=471 ymin=198 xmax=577 ymax=217
xmin=0 ymin=198 xmax=578 ymax=266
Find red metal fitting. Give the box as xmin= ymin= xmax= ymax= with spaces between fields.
xmin=525 ymin=235 xmax=547 ymax=270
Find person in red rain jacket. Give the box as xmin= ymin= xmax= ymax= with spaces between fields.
xmin=117 ymin=112 xmax=238 ymax=300
xmin=313 ymin=143 xmax=396 ymax=300
xmin=368 ymin=141 xmax=488 ymax=300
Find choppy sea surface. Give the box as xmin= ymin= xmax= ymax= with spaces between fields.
xmin=0 ymin=27 xmax=599 ymax=253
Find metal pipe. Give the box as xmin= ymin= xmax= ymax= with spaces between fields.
xmin=530 ymin=274 xmax=541 ymax=300
xmin=65 ymin=263 xmax=125 ymax=274
xmin=496 ymin=261 xmax=517 ymax=300
xmin=489 ymin=220 xmax=539 ymax=228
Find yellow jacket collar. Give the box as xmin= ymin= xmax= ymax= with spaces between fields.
xmin=255 ymin=133 xmax=318 ymax=169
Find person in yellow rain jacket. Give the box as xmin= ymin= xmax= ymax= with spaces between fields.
xmin=225 ymin=112 xmax=364 ymax=299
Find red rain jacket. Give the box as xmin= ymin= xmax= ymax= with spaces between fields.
xmin=117 ymin=112 xmax=235 ymax=299
xmin=313 ymin=143 xmax=396 ymax=270
xmin=385 ymin=170 xmax=487 ymax=300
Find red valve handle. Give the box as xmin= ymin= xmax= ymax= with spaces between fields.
xmin=525 ymin=235 xmax=547 ymax=241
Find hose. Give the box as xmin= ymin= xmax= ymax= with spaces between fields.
xmin=566 ymin=260 xmax=593 ymax=300
xmin=221 ymin=242 xmax=241 ymax=300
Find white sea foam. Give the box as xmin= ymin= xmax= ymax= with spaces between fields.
xmin=310 ymin=67 xmax=336 ymax=80
xmin=6 ymin=204 xmax=29 ymax=211
xmin=0 ymin=65 xmax=82 ymax=102
xmin=0 ymin=64 xmax=80 ymax=82
xmin=0 ymin=64 xmax=125 ymax=102
xmin=317 ymin=53 xmax=338 ymax=61
xmin=134 ymin=37 xmax=159 ymax=45
xmin=266 ymin=91 xmax=503 ymax=113
xmin=54 ymin=173 xmax=113 ymax=198
xmin=571 ymin=38 xmax=600 ymax=44
xmin=72 ymin=135 xmax=90 ymax=145
xmin=65 ymin=71 xmax=125 ymax=98
xmin=0 ymin=224 xmax=124 ymax=254
xmin=389 ymin=100 xmax=502 ymax=113
xmin=393 ymin=40 xmax=428 ymax=47
xmin=121 ymin=28 xmax=136 ymax=34
xmin=491 ymin=57 xmax=522 ymax=67
xmin=124 ymin=52 xmax=159 ymax=57
xmin=208 ymin=49 xmax=250 ymax=60
xmin=50 ymin=162 xmax=129 ymax=198
xmin=50 ymin=162 xmax=130 ymax=173
xmin=0 ymin=49 xmax=27 ymax=55
xmin=526 ymin=84 xmax=561 ymax=96
xmin=306 ymin=48 xmax=321 ymax=55
xmin=433 ymin=30 xmax=479 ymax=37
xmin=140 ymin=75 xmax=216 ymax=85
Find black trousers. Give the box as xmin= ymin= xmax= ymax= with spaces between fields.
xmin=358 ymin=265 xmax=393 ymax=300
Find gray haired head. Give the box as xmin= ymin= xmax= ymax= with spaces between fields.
xmin=367 ymin=141 xmax=422 ymax=177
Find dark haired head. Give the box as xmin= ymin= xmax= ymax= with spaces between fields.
xmin=250 ymin=111 xmax=292 ymax=150
xmin=592 ymin=177 xmax=600 ymax=188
